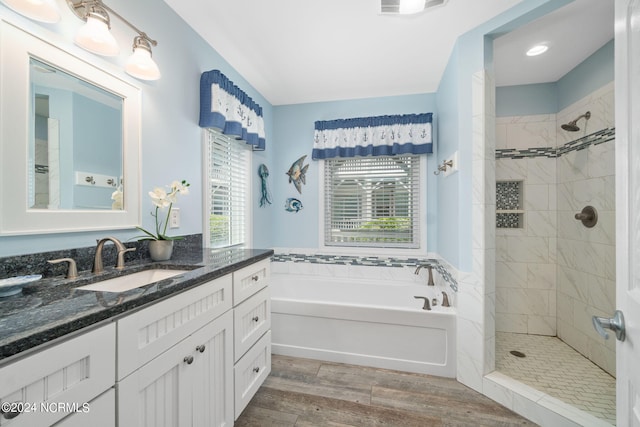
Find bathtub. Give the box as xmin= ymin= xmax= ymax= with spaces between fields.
xmin=270 ymin=272 xmax=457 ymax=378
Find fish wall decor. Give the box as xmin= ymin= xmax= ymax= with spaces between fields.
xmin=258 ymin=164 xmax=272 ymax=207
xmin=286 ymin=155 xmax=309 ymax=194
xmin=285 ymin=198 xmax=303 ymax=213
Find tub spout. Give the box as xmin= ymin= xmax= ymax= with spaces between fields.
xmin=441 ymin=291 xmax=451 ymax=307
xmin=414 ymin=264 xmax=435 ymax=286
xmin=414 ymin=296 xmax=431 ymax=310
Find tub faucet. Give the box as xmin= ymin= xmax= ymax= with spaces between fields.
xmin=414 ymin=296 xmax=431 ymax=311
xmin=414 ymin=264 xmax=435 ymax=286
xmin=441 ymin=291 xmax=451 ymax=307
xmin=93 ymin=237 xmax=135 ymax=274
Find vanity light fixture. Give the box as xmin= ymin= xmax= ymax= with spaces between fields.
xmin=73 ymin=3 xmax=118 ymax=56
xmin=67 ymin=0 xmax=161 ymax=80
xmin=3 ymin=0 xmax=61 ymax=23
xmin=124 ymin=35 xmax=160 ymax=81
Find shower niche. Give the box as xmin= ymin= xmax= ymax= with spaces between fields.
xmin=496 ymin=180 xmax=524 ymax=229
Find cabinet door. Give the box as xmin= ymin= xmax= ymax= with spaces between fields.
xmin=232 ymin=259 xmax=270 ymax=305
xmin=117 ymin=338 xmax=192 ymax=427
xmin=233 ymin=287 xmax=270 ymax=362
xmin=190 ymin=310 xmax=233 ymax=427
xmin=234 ymin=331 xmax=271 ymax=420
xmin=0 ymin=324 xmax=115 ymax=427
xmin=118 ymin=275 xmax=232 ymax=380
xmin=53 ymin=389 xmax=115 ymax=427
xmin=117 ymin=311 xmax=233 ymax=427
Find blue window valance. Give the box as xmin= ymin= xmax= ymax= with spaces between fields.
xmin=312 ymin=113 xmax=433 ymax=160
xmin=199 ymin=70 xmax=266 ymax=150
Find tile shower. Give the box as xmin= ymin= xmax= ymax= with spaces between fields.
xmin=494 ymin=82 xmax=616 ymax=423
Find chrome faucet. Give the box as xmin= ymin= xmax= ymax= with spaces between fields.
xmin=93 ymin=237 xmax=136 ymax=273
xmin=414 ymin=264 xmax=435 ymax=286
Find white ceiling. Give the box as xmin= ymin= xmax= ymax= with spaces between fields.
xmin=164 ymin=0 xmax=614 ymax=106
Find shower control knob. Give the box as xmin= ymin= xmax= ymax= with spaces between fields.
xmin=575 ymin=206 xmax=598 ymax=228
xmin=592 ymin=310 xmax=625 ymax=342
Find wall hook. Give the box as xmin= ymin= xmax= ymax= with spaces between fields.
xmin=434 ymin=159 xmax=453 ymax=175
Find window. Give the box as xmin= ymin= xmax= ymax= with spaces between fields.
xmin=323 ymin=155 xmax=423 ymax=249
xmin=204 ymin=129 xmax=250 ymax=248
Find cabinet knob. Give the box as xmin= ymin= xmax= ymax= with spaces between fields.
xmin=251 ymin=275 xmax=259 ymax=281
xmin=0 ymin=402 xmax=22 ymax=420
xmin=196 ymin=344 xmax=206 ymax=353
xmin=253 ymin=367 xmax=260 ymax=373
xmin=252 ymin=316 xmax=259 ymax=322
xmin=183 ymin=355 xmax=194 ymax=365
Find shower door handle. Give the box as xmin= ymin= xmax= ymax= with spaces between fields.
xmin=592 ymin=310 xmax=625 ymax=342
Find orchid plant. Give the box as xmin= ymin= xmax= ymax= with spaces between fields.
xmin=135 ymin=180 xmax=190 ymax=241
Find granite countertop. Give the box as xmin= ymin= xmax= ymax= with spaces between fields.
xmin=0 ymin=247 xmax=273 ymax=364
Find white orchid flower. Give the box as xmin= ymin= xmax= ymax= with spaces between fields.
xmin=136 ymin=179 xmax=190 ymax=241
xmin=171 ymin=180 xmax=190 ymax=195
xmin=111 ymin=189 xmax=123 ymax=210
xmin=149 ymin=187 xmax=171 ymax=208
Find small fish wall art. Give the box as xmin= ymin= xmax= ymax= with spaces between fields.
xmin=286 ymin=155 xmax=309 ymax=194
xmin=258 ymin=164 xmax=272 ymax=207
xmin=285 ymin=198 xmax=303 ymax=213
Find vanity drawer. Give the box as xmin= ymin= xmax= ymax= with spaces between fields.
xmin=0 ymin=324 xmax=115 ymax=427
xmin=234 ymin=331 xmax=271 ymax=419
xmin=233 ymin=259 xmax=270 ymax=305
xmin=234 ymin=287 xmax=270 ymax=362
xmin=117 ymin=275 xmax=232 ymax=380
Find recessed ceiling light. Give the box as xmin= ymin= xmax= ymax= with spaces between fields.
xmin=526 ymin=45 xmax=549 ymax=57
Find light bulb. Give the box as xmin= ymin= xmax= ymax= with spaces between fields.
xmin=75 ymin=13 xmax=119 ymax=57
xmin=125 ymin=41 xmax=161 ymax=81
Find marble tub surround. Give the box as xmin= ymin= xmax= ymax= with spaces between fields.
xmin=0 ymin=234 xmax=203 ymax=280
xmin=0 ymin=247 xmax=274 ymax=363
xmin=271 ymin=252 xmax=458 ymax=293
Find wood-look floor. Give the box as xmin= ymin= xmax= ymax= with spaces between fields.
xmin=235 ymin=354 xmax=537 ymax=427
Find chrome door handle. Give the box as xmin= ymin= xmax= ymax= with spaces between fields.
xmin=592 ymin=310 xmax=625 ymax=342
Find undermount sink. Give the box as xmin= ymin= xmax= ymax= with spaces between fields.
xmin=77 ymin=269 xmax=190 ymax=293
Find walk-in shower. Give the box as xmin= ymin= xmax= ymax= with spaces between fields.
xmin=561 ymin=110 xmax=591 ymax=131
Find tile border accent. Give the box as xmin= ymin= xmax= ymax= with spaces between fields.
xmin=495 ymin=127 xmax=615 ymax=160
xmin=271 ymin=253 xmax=458 ymax=292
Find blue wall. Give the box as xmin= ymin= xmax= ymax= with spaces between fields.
xmin=270 ymin=94 xmax=438 ymax=251
xmin=1 ymin=0 xmax=609 ymax=268
xmin=0 ymin=0 xmax=273 ymax=256
xmin=434 ymin=0 xmax=573 ymax=270
xmin=496 ymin=39 xmax=614 ymax=116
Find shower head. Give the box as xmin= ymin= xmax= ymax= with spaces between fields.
xmin=561 ymin=111 xmax=591 ymax=132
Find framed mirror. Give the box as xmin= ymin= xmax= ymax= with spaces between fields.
xmin=0 ymin=21 xmax=141 ymax=235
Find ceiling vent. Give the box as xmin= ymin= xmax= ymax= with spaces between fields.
xmin=381 ymin=0 xmax=447 ymax=14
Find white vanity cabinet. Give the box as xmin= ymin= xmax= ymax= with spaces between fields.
xmin=0 ymin=255 xmax=272 ymax=427
xmin=0 ymin=323 xmax=115 ymax=427
xmin=117 ymin=275 xmax=234 ymax=427
xmin=232 ymin=259 xmax=271 ymax=419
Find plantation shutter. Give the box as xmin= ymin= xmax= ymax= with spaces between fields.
xmin=324 ymin=155 xmax=420 ymax=248
xmin=207 ymin=129 xmax=248 ymax=248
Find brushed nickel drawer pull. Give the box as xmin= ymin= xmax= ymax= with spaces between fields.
xmin=184 ymin=355 xmax=194 ymax=365
xmin=251 ymin=275 xmax=259 ymax=281
xmin=252 ymin=316 xmax=259 ymax=322
xmin=196 ymin=344 xmax=206 ymax=353
xmin=253 ymin=367 xmax=260 ymax=373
